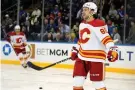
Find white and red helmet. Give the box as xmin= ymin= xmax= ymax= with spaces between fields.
xmin=14 ymin=25 xmax=20 ymax=31
xmin=83 ymin=2 xmax=97 ymax=14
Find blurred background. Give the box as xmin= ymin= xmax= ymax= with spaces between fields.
xmin=1 ymin=0 xmax=135 ymax=45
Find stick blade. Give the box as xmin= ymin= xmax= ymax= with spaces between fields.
xmin=27 ymin=61 xmax=43 ymax=71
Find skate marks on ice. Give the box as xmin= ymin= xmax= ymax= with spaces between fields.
xmin=1 ymin=65 xmax=135 ymax=90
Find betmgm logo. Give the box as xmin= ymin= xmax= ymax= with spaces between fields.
xmin=3 ymin=44 xmax=11 ymax=56
xmin=37 ymin=48 xmax=68 ymax=56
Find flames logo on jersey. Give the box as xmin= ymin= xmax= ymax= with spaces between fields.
xmin=16 ymin=37 xmax=23 ymax=43
xmin=80 ymin=28 xmax=91 ymax=44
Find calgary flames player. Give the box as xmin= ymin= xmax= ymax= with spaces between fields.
xmin=7 ymin=25 xmax=29 ymax=68
xmin=71 ymin=2 xmax=118 ymax=90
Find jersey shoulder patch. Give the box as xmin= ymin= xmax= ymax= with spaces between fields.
xmin=88 ymin=19 xmax=106 ymax=27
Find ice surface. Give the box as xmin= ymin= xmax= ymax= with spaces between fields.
xmin=1 ymin=64 xmax=135 ymax=90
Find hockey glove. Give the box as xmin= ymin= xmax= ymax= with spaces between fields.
xmin=71 ymin=46 xmax=78 ymax=60
xmin=107 ymin=46 xmax=118 ymax=62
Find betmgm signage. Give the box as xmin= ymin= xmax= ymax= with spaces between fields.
xmin=37 ymin=48 xmax=68 ymax=56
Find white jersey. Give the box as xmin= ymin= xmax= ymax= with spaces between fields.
xmin=77 ymin=19 xmax=114 ymax=62
xmin=8 ymin=31 xmax=27 ymax=49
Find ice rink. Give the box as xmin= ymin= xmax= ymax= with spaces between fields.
xmin=1 ymin=64 xmax=135 ymax=90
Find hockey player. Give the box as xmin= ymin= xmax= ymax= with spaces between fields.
xmin=7 ymin=25 xmax=30 ymax=68
xmin=71 ymin=2 xmax=118 ymax=90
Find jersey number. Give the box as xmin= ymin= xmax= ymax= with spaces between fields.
xmin=100 ymin=28 xmax=107 ymax=34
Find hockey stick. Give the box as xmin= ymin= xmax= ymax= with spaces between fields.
xmin=27 ymin=57 xmax=71 ymax=71
xmin=27 ymin=56 xmax=110 ymax=71
xmin=27 ymin=39 xmax=118 ymax=71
